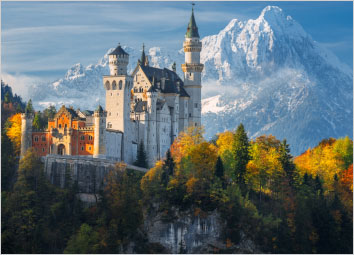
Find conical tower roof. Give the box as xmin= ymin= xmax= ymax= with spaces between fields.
xmin=185 ymin=7 xmax=199 ymax=38
xmin=109 ymin=43 xmax=129 ymax=56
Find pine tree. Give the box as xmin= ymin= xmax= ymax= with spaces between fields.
xmin=215 ymin=156 xmax=224 ymax=179
xmin=232 ymin=123 xmax=250 ymax=186
xmin=135 ymin=141 xmax=148 ymax=168
xmin=161 ymin=149 xmax=174 ymax=186
xmin=25 ymin=99 xmax=34 ymax=114
xmin=16 ymin=103 xmax=23 ymax=113
xmin=32 ymin=112 xmax=41 ymax=130
xmin=280 ymin=139 xmax=296 ymax=186
xmin=4 ymin=91 xmax=10 ymax=103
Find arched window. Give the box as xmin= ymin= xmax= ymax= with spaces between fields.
xmin=134 ymin=87 xmax=137 ymax=93
xmin=105 ymin=81 xmax=110 ymax=90
xmin=88 ymin=135 xmax=93 ymax=141
xmin=34 ymin=136 xmax=39 ymax=142
xmin=139 ymin=87 xmax=143 ymax=93
xmin=112 ymin=80 xmax=117 ymax=90
xmin=42 ymin=136 xmax=46 ymax=141
xmin=119 ymin=80 xmax=123 ymax=90
xmin=80 ymin=135 xmax=85 ymax=140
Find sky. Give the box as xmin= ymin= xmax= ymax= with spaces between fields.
xmin=1 ymin=1 xmax=353 ymax=94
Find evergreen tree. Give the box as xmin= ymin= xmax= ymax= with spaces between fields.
xmin=215 ymin=156 xmax=224 ymax=179
xmin=16 ymin=103 xmax=23 ymax=113
xmin=232 ymin=123 xmax=250 ymax=187
xmin=32 ymin=112 xmax=41 ymax=130
xmin=135 ymin=141 xmax=148 ymax=168
xmin=161 ymin=149 xmax=175 ymax=186
xmin=25 ymin=99 xmax=34 ymax=114
xmin=4 ymin=91 xmax=10 ymax=103
xmin=279 ymin=139 xmax=296 ymax=186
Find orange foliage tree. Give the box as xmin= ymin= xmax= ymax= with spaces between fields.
xmin=6 ymin=113 xmax=22 ymax=155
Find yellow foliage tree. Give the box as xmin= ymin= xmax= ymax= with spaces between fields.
xmin=6 ymin=113 xmax=22 ymax=155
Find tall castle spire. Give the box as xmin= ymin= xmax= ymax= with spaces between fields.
xmin=139 ymin=43 xmax=149 ymax=66
xmin=182 ymin=4 xmax=203 ymax=128
xmin=186 ymin=4 xmax=200 ymax=38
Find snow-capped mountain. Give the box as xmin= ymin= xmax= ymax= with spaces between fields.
xmin=28 ymin=6 xmax=352 ymax=155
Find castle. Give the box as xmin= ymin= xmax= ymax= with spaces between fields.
xmin=20 ymin=8 xmax=203 ymax=167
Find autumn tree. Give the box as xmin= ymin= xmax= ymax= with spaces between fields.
xmin=6 ymin=113 xmax=22 ymax=155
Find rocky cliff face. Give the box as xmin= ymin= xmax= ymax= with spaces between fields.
xmin=143 ymin=208 xmax=259 ymax=254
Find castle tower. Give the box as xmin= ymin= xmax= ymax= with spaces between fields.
xmin=181 ymin=6 xmax=204 ymax=127
xmin=103 ymin=43 xmax=134 ymax=163
xmin=93 ymin=105 xmax=107 ymax=158
xmin=146 ymin=89 xmax=158 ymax=167
xmin=20 ymin=112 xmax=34 ymax=158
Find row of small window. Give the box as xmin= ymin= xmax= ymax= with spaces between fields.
xmin=133 ymin=87 xmax=144 ymax=93
xmin=105 ymin=80 xmax=131 ymax=90
xmin=80 ymin=135 xmax=93 ymax=141
xmin=34 ymin=136 xmax=46 ymax=142
xmin=80 ymin=146 xmax=92 ymax=151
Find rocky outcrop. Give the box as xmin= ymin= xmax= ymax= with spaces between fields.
xmin=143 ymin=208 xmax=260 ymax=253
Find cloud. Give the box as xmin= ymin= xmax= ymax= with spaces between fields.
xmin=1 ymin=72 xmax=44 ymax=101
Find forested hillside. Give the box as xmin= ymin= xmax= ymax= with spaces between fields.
xmin=1 ymin=85 xmax=353 ymax=253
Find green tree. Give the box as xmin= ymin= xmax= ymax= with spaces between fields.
xmin=215 ymin=156 xmax=224 ymax=179
xmin=16 ymin=103 xmax=23 ymax=113
xmin=161 ymin=149 xmax=175 ymax=186
xmin=135 ymin=141 xmax=148 ymax=168
xmin=279 ymin=139 xmax=296 ymax=186
xmin=64 ymin=223 xmax=100 ymax=254
xmin=32 ymin=112 xmax=41 ymax=130
xmin=25 ymin=99 xmax=34 ymax=114
xmin=1 ymin=131 xmax=16 ymax=191
xmin=232 ymin=124 xmax=250 ymax=187
xmin=4 ymin=91 xmax=10 ymax=103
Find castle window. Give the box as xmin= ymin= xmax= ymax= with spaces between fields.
xmin=194 ymin=103 xmax=198 ymax=108
xmin=189 ymin=113 xmax=191 ymax=117
xmin=59 ymin=124 xmax=62 ymax=128
xmin=89 ymin=146 xmax=91 ymax=150
xmin=42 ymin=148 xmax=45 ymax=152
xmin=34 ymin=136 xmax=39 ymax=142
xmin=73 ymin=125 xmax=75 ymax=128
xmin=112 ymin=81 xmax=117 ymax=90
xmin=105 ymin=81 xmax=110 ymax=90
xmin=81 ymin=146 xmax=84 ymax=151
xmin=88 ymin=135 xmax=93 ymax=141
xmin=65 ymin=124 xmax=67 ymax=128
xmin=119 ymin=80 xmax=123 ymax=90
xmin=42 ymin=136 xmax=46 ymax=141
xmin=81 ymin=135 xmax=85 ymax=140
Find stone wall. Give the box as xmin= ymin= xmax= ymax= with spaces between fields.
xmin=44 ymin=155 xmax=147 ymax=202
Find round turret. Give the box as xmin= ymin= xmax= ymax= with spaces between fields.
xmin=109 ymin=44 xmax=129 ymax=76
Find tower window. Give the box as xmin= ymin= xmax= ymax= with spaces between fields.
xmin=88 ymin=135 xmax=93 ymax=141
xmin=59 ymin=124 xmax=62 ymax=128
xmin=34 ymin=136 xmax=39 ymax=142
xmin=119 ymin=80 xmax=123 ymax=90
xmin=189 ymin=113 xmax=191 ymax=117
xmin=81 ymin=146 xmax=84 ymax=151
xmin=42 ymin=136 xmax=46 ymax=141
xmin=81 ymin=135 xmax=85 ymax=140
xmin=42 ymin=148 xmax=45 ymax=152
xmin=194 ymin=103 xmax=198 ymax=108
xmin=65 ymin=124 xmax=67 ymax=128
